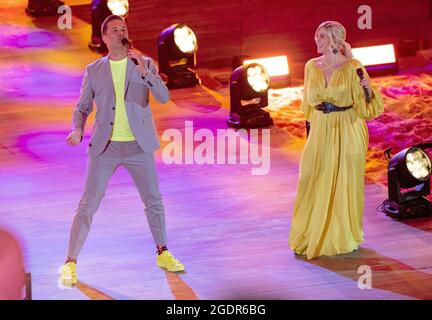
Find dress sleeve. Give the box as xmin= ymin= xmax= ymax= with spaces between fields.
xmin=300 ymin=60 xmax=315 ymax=121
xmin=351 ymin=60 xmax=384 ymax=120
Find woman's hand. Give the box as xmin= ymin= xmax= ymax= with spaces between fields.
xmin=360 ymin=77 xmax=370 ymax=88
xmin=360 ymin=77 xmax=373 ymax=98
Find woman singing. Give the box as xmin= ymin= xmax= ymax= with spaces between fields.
xmin=289 ymin=21 xmax=384 ymax=259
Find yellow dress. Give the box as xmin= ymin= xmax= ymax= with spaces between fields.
xmin=288 ymin=58 xmax=384 ymax=260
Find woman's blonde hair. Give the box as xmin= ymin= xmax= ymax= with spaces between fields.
xmin=315 ymin=21 xmax=353 ymax=59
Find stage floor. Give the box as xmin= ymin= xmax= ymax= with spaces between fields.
xmin=1 ymin=1 xmax=432 ymax=300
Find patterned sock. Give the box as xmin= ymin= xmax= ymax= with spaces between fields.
xmin=65 ymin=257 xmax=77 ymax=264
xmin=156 ymin=245 xmax=168 ymax=255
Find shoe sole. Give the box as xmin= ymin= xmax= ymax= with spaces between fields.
xmin=60 ymin=274 xmax=78 ymax=285
xmin=61 ymin=280 xmax=78 ymax=286
xmin=58 ymin=277 xmax=78 ymax=289
xmin=156 ymin=262 xmax=185 ymax=272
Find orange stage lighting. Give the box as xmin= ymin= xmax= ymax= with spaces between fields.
xmin=352 ymin=44 xmax=398 ymax=75
xmin=243 ymin=55 xmax=289 ymax=77
xmin=352 ymin=44 xmax=396 ymax=66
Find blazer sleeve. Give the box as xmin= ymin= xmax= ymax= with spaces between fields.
xmin=141 ymin=58 xmax=170 ymax=104
xmin=72 ymin=66 xmax=94 ymax=140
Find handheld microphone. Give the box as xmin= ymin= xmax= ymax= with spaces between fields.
xmin=356 ymin=68 xmax=371 ymax=103
xmin=121 ymin=38 xmax=138 ymax=65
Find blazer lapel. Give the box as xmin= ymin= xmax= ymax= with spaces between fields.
xmin=101 ymin=55 xmax=115 ymax=96
xmin=124 ymin=58 xmax=134 ymax=98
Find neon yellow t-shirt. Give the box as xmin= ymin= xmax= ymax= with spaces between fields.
xmin=109 ymin=57 xmax=135 ymax=141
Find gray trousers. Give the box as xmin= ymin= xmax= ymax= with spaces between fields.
xmin=67 ymin=140 xmax=167 ymax=259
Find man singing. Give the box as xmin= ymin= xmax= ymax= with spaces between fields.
xmin=59 ymin=15 xmax=184 ymax=286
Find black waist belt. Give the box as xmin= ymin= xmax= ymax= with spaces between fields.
xmin=315 ymin=102 xmax=353 ymax=113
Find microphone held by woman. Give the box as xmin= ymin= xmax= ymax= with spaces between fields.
xmin=356 ymin=68 xmax=371 ymax=103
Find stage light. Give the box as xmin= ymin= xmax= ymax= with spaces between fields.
xmin=247 ymin=65 xmax=270 ymax=92
xmin=383 ymin=144 xmax=432 ymax=220
xmin=174 ymin=25 xmax=197 ymax=54
xmin=88 ymin=0 xmax=129 ymax=53
xmin=107 ymin=0 xmax=129 ymax=17
xmin=243 ymin=56 xmax=289 ymax=77
xmin=352 ymin=44 xmax=396 ymax=66
xmin=227 ymin=63 xmax=273 ymax=129
xmin=352 ymin=44 xmax=398 ymax=76
xmin=398 ymin=38 xmax=418 ymax=57
xmin=158 ymin=23 xmax=200 ymax=89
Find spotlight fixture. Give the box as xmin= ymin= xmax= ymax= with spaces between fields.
xmin=157 ymin=23 xmax=200 ymax=89
xmin=88 ymin=0 xmax=129 ymax=53
xmin=227 ymin=63 xmax=274 ymax=129
xmin=398 ymin=38 xmax=419 ymax=57
xmin=383 ymin=143 xmax=432 ymax=220
xmin=352 ymin=44 xmax=398 ymax=76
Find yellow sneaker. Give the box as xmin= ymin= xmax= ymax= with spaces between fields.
xmin=156 ymin=251 xmax=185 ymax=272
xmin=58 ymin=262 xmax=78 ymax=286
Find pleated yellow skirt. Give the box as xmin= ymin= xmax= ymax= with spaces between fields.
xmin=289 ymin=108 xmax=368 ymax=259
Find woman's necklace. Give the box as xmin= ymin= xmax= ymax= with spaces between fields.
xmin=317 ymin=57 xmax=346 ymax=71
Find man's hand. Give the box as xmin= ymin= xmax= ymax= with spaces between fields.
xmin=65 ymin=130 xmax=82 ymax=146
xmin=127 ymin=49 xmax=148 ymax=77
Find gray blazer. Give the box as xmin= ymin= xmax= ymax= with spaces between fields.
xmin=72 ymin=55 xmax=169 ymax=157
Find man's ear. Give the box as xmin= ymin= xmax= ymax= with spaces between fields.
xmin=101 ymin=34 xmax=107 ymax=44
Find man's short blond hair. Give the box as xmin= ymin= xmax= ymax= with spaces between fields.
xmin=101 ymin=15 xmax=126 ymax=36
